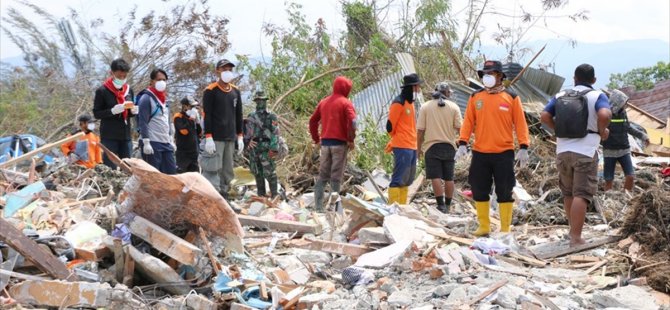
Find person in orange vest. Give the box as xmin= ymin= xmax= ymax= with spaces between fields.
xmin=386 ymin=73 xmax=423 ymax=204
xmin=61 ymin=114 xmax=103 ymax=169
xmin=456 ymin=60 xmax=530 ymax=236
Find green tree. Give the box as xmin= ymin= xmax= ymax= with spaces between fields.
xmin=608 ymin=61 xmax=670 ymax=90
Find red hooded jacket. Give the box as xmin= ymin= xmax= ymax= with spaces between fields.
xmin=309 ymin=76 xmax=357 ymax=144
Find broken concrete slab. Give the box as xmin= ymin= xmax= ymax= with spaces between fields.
xmin=593 ymin=285 xmax=659 ymax=310
xmin=288 ymin=238 xmax=372 ymax=257
xmin=127 ymin=245 xmax=189 ymax=295
xmin=298 ymin=293 xmax=339 ymax=308
xmin=128 ymin=215 xmax=202 ymax=266
xmin=354 ymin=239 xmax=413 ymax=268
xmin=382 ymin=214 xmax=435 ymax=245
xmin=237 ymin=214 xmax=322 ymax=235
xmin=358 ymin=227 xmax=391 ymax=245
xmin=9 ymin=280 xmax=113 ymax=308
xmin=119 ymin=159 xmax=244 ymax=253
xmin=387 ymin=290 xmax=413 ymax=307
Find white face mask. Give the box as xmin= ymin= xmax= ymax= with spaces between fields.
xmin=413 ymin=91 xmax=422 ymax=102
xmin=221 ymin=71 xmax=235 ymax=83
xmin=155 ymin=80 xmax=167 ymax=92
xmin=87 ymin=123 xmax=96 ymax=131
xmin=482 ymin=74 xmax=497 ymax=88
xmin=112 ymin=77 xmax=126 ymax=89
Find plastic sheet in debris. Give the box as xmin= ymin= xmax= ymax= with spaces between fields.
xmin=3 ymin=181 xmax=46 ymax=217
xmin=472 ymin=238 xmax=511 ymax=255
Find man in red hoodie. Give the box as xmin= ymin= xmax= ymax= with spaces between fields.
xmin=309 ymin=76 xmax=357 ymax=212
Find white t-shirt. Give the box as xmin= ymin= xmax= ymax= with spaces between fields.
xmin=551 ymin=85 xmax=609 ymax=157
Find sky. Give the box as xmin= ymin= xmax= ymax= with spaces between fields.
xmin=1 ymin=0 xmax=669 ymax=68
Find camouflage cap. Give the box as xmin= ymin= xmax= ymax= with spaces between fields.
xmin=253 ymin=91 xmax=269 ymax=101
xmin=608 ymin=89 xmax=629 ymax=114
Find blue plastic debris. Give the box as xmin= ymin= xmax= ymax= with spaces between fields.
xmin=3 ymin=181 xmax=46 ymax=218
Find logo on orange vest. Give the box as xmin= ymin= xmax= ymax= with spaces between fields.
xmin=475 ymin=99 xmax=483 ymax=110
xmin=405 ymin=108 xmax=411 ymax=115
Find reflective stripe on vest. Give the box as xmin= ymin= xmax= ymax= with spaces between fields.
xmin=610 ymin=119 xmax=625 ymax=123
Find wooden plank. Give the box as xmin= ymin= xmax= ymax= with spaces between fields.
xmin=585 ymin=259 xmax=608 ymax=274
xmin=568 ymin=255 xmax=600 ymax=263
xmin=507 ymin=252 xmax=547 ymax=268
xmin=422 ymin=226 xmax=475 ymax=246
xmin=128 ymin=215 xmax=202 ymax=265
xmin=260 ymin=282 xmax=268 ymax=300
xmin=535 ymin=236 xmax=621 ymax=260
xmin=237 ymin=214 xmax=322 ymax=235
xmin=113 ymin=238 xmax=124 ymax=283
xmin=467 ymin=280 xmax=508 ymax=306
xmin=287 ymin=238 xmax=373 ymax=257
xmin=365 ymin=170 xmax=388 ymax=204
xmin=122 ymin=247 xmax=135 ymax=287
xmin=0 ymin=218 xmax=76 ymax=281
xmin=0 ymin=132 xmax=84 ymax=168
xmin=407 ymin=173 xmax=425 ymax=203
xmin=199 ymin=227 xmax=221 ymax=273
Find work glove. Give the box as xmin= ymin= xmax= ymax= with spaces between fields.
xmin=131 ymin=105 xmax=139 ymax=115
xmin=517 ymin=148 xmax=529 ymax=168
xmin=454 ymin=145 xmax=468 ymax=162
xmin=111 ymin=104 xmax=125 ymax=115
xmin=236 ymin=136 xmax=244 ymax=156
xmin=142 ymin=138 xmax=154 ymax=155
xmin=204 ymin=137 xmax=216 ymax=155
xmin=186 ymin=108 xmax=198 ymax=119
xmin=67 ymin=153 xmax=79 ymax=164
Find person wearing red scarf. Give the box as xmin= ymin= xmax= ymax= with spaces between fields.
xmin=137 ymin=68 xmax=176 ymax=174
xmin=93 ymin=58 xmax=137 ymax=169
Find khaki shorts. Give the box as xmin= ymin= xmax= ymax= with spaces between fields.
xmin=556 ymin=151 xmax=598 ymax=202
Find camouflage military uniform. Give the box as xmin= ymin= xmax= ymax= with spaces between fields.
xmin=245 ymin=91 xmax=280 ymax=197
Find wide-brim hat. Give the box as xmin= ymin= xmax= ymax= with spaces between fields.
xmin=253 ymin=91 xmax=269 ymax=101
xmin=401 ymin=73 xmax=424 ymax=87
xmin=477 ymin=60 xmax=506 ymax=79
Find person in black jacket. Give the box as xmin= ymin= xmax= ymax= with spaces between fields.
xmin=201 ymin=59 xmax=244 ymax=197
xmin=602 ymin=89 xmax=649 ymax=192
xmin=92 ymin=58 xmax=138 ymax=169
xmin=174 ymin=96 xmax=202 ymax=173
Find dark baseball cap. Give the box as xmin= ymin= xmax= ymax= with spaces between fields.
xmin=77 ymin=114 xmax=95 ymax=123
xmin=477 ymin=60 xmax=506 ymax=79
xmin=216 ymin=59 xmax=235 ymax=68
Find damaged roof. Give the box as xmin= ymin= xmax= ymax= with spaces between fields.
xmin=621 ymin=79 xmax=670 ymax=122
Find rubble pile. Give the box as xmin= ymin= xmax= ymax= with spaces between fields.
xmin=1 ymin=132 xmax=670 ymax=309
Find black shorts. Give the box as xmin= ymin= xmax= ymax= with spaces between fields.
xmin=425 ymin=143 xmax=456 ymax=180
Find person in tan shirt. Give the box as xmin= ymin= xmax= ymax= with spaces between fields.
xmin=417 ymin=82 xmax=462 ymax=213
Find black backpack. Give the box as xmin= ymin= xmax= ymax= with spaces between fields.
xmin=554 ymin=89 xmax=595 ymax=138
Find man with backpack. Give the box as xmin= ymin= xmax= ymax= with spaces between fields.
xmin=137 ymin=68 xmax=177 ymax=174
xmin=602 ymin=89 xmax=649 ymax=192
xmin=244 ymin=91 xmax=281 ymax=198
xmin=456 ymin=60 xmax=530 ymax=236
xmin=541 ymin=64 xmax=612 ymax=246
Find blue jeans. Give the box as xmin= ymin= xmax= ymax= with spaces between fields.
xmin=390 ymin=148 xmax=417 ymax=187
xmin=100 ymin=138 xmax=132 ymax=169
xmin=139 ymin=140 xmax=177 ymax=175
xmin=603 ymin=153 xmax=635 ymax=181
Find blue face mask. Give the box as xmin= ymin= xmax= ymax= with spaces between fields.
xmin=113 ymin=77 xmax=126 ymax=88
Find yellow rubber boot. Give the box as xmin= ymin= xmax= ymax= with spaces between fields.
xmin=473 ymin=201 xmax=491 ymax=236
xmin=398 ymin=187 xmax=408 ymax=205
xmin=387 ymin=187 xmax=400 ymax=205
xmin=499 ymin=202 xmax=514 ymax=233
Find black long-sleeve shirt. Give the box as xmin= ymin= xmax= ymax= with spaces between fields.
xmin=173 ymin=111 xmax=202 ymax=152
xmin=92 ymin=85 xmax=135 ymax=141
xmin=203 ymin=82 xmax=243 ymax=141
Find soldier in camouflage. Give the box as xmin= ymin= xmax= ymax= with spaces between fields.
xmin=245 ymin=91 xmax=280 ymax=197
